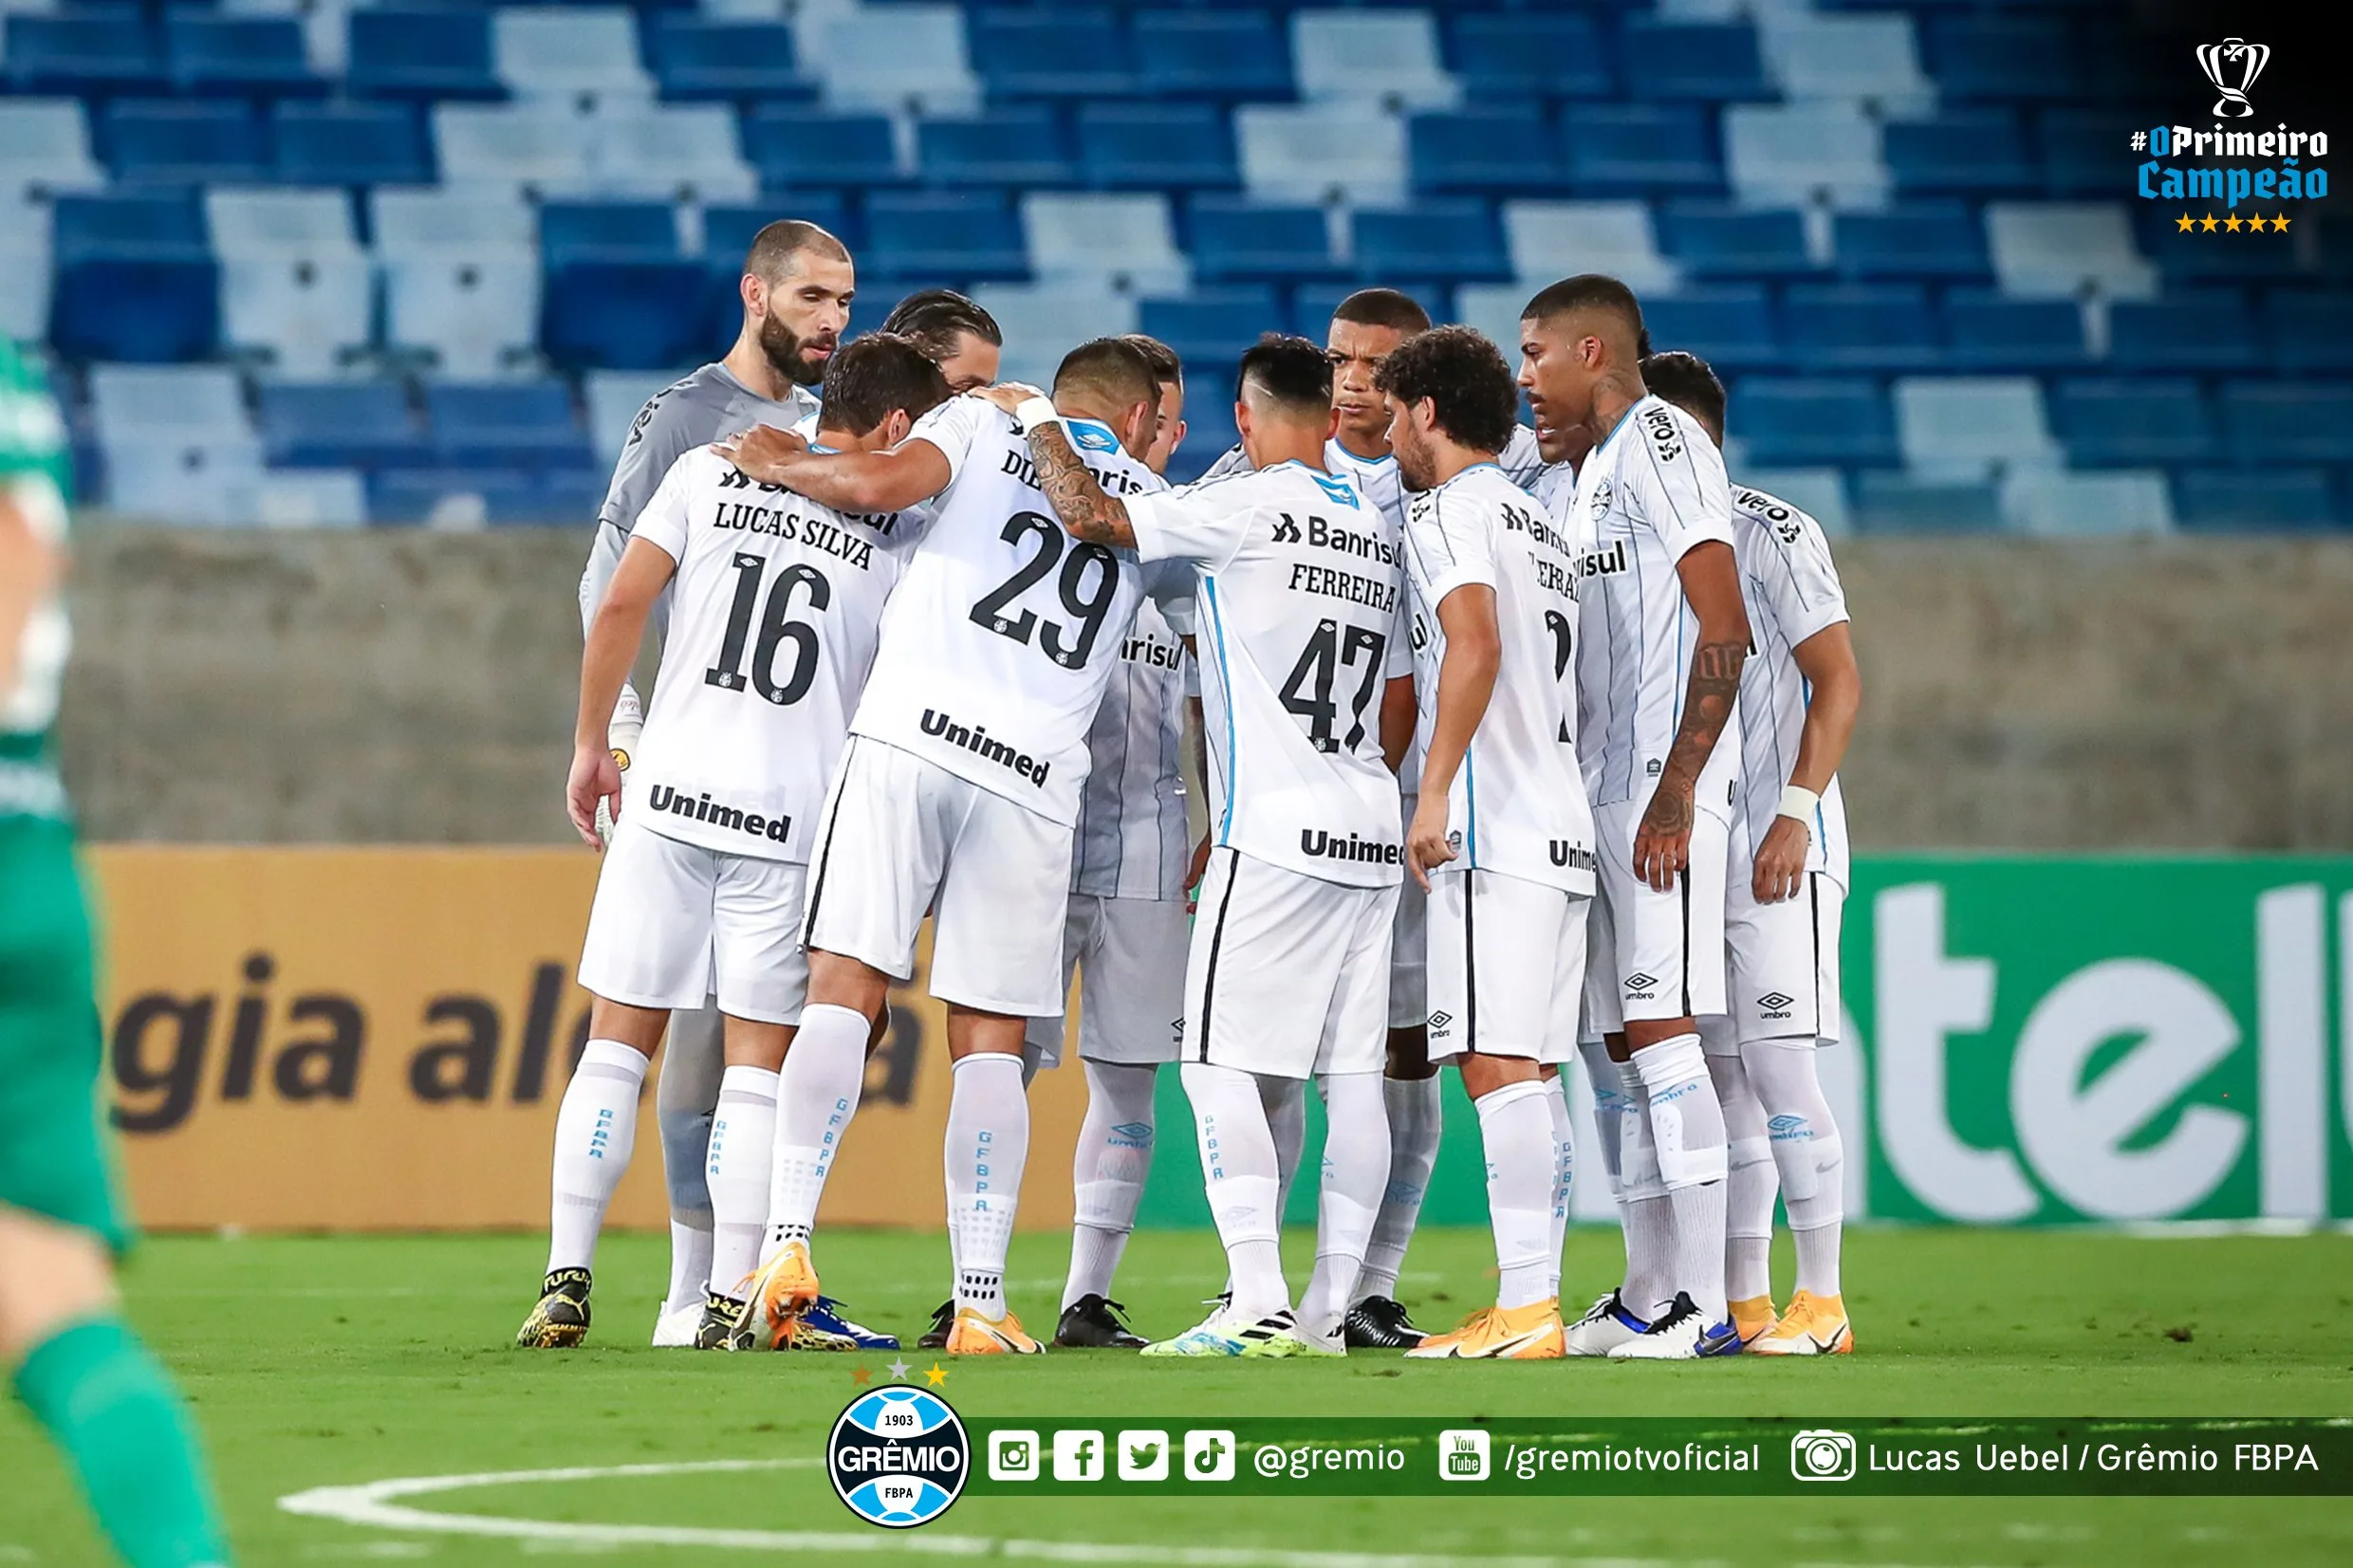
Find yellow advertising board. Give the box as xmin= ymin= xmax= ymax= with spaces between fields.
xmin=85 ymin=846 xmax=1092 ymax=1231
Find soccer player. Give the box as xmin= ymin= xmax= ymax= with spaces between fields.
xmin=881 ymin=288 xmax=1003 ymax=394
xmin=991 ymin=335 xmax=1411 ymax=1356
xmin=1370 ymin=327 xmax=1595 ymax=1361
xmin=0 ymin=340 xmax=233 ymax=1566
xmin=1642 ymin=351 xmax=1860 ymax=1356
xmin=575 ymin=220 xmax=854 ymax=1346
xmin=718 ymin=340 xmax=1169 ymax=1356
xmin=1518 ymin=276 xmax=1751 ymax=1360
xmin=520 ymin=335 xmax=946 ymax=1351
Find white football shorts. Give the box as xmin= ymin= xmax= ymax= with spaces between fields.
xmin=1182 ymin=848 xmax=1395 ymax=1080
xmin=1387 ymin=793 xmax=1428 ymax=1031
xmin=802 ymin=737 xmax=1071 ymax=1017
xmin=577 ymin=818 xmax=808 ymax=1025
xmin=1723 ymin=843 xmax=1845 ymax=1047
xmin=1024 ymin=893 xmax=1190 ymax=1070
xmin=1425 ymin=868 xmax=1588 ymax=1065
xmin=1584 ymin=793 xmax=1731 ymax=1034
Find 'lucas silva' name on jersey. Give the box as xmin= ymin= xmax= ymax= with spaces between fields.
xmin=710 ymin=497 xmax=880 ymax=571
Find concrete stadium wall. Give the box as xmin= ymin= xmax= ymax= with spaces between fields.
xmin=57 ymin=527 xmax=2353 ymax=850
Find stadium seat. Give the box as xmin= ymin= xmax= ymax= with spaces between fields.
xmin=540 ymin=202 xmax=681 ymax=267
xmin=2036 ymin=112 xmax=2140 ymax=199
xmin=164 ymin=14 xmax=324 ymax=99
xmin=432 ymin=105 xmax=595 ymax=196
xmin=367 ymin=467 xmax=528 ymax=526
xmin=1412 ymin=110 xmax=1567 ymax=198
xmin=863 ymin=192 xmax=1028 ymax=282
xmin=1883 ymin=112 xmax=2039 ymax=197
xmin=816 ymin=4 xmax=980 ymax=118
xmin=492 ymin=8 xmax=653 ymax=108
xmin=2219 ymin=382 xmax=2353 ymax=465
xmin=2174 ymin=469 xmax=2341 ymax=532
xmin=373 ymin=189 xmax=536 ymax=261
xmin=5 ymin=12 xmax=170 ymax=96
xmin=2265 ymin=293 xmax=2353 ymax=373
xmin=1185 ymin=198 xmax=1343 ymax=284
xmin=273 ymin=101 xmax=433 ymax=188
xmin=0 ymin=100 xmax=105 ymax=199
xmin=1236 ymin=105 xmax=1408 ymax=208
xmin=346 ymin=9 xmax=505 ymax=102
xmin=1757 ymin=12 xmax=1933 ymax=115
xmin=2002 ymin=469 xmax=2173 ymax=536
xmin=206 ymin=190 xmax=372 ymax=378
xmin=1292 ymin=10 xmax=1458 ymax=112
xmin=1725 ymin=103 xmax=1889 ymax=210
xmin=1736 ymin=468 xmax=1852 ymax=537
xmin=1077 ymin=104 xmax=1239 ymax=192
xmin=1451 ymin=284 xmax=1531 ymax=362
xmin=1348 ymin=201 xmax=1507 ymax=286
xmin=383 ymin=261 xmax=542 ymax=379
xmin=1024 ymin=194 xmax=1188 ymax=293
xmin=1927 ymin=15 xmax=2083 ymax=102
xmin=590 ymin=107 xmax=758 ymax=203
xmin=89 ymin=364 xmax=253 ymax=452
xmin=970 ymin=286 xmax=1139 ymax=388
xmin=1785 ymin=286 xmax=1942 ymax=373
xmin=1500 ymin=202 xmax=1677 ymax=295
xmin=1832 ymin=203 xmax=1992 ymax=282
xmin=257 ymin=380 xmax=425 ymax=469
xmin=1445 ymin=11 xmax=1611 ymax=102
xmin=742 ymin=112 xmax=901 ymax=193
xmin=1643 ymin=287 xmax=1782 ymax=374
xmin=1851 ymin=471 xmax=2003 ymax=534
xmin=646 ymin=18 xmax=814 ymax=106
xmin=2106 ymin=294 xmax=2265 ymax=373
xmin=0 ymin=195 xmax=51 ymax=344
xmin=1985 ymin=203 xmax=2157 ymax=301
xmin=584 ymin=369 xmax=680 ymax=460
xmin=1943 ymin=290 xmax=2092 ymax=372
xmin=1893 ymin=376 xmax=2058 ymax=480
xmin=423 ymin=382 xmax=592 ymax=468
xmin=105 ymin=101 xmax=269 ymax=188
xmin=238 ymin=469 xmax=371 ymax=529
xmin=1134 ymin=9 xmax=1292 ymax=102
xmin=2049 ymin=378 xmax=2214 ymax=466
xmin=969 ymin=7 xmax=1134 ymax=100
xmin=1562 ymin=105 xmax=1723 ymax=199
xmin=1734 ymin=378 xmax=1897 ymax=468
xmin=102 ymin=443 xmax=269 ymax=526
xmin=918 ymin=108 xmax=1079 ymax=190
xmin=536 ymin=203 xmax=707 ymax=371
xmin=48 ymin=194 xmax=219 ymax=363
xmin=209 ymin=190 xmax=360 ymax=262
xmin=1658 ymin=205 xmax=1817 ymax=281
xmin=1139 ymin=288 xmax=1287 ymax=374
xmin=1619 ymin=19 xmax=1770 ymax=102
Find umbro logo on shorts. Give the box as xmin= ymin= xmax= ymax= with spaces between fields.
xmin=1426 ymin=1010 xmax=1454 ymax=1031
xmin=1758 ymin=990 xmax=1795 ymax=1020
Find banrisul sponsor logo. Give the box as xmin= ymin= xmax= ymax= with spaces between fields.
xmin=829 ymin=1387 xmax=968 ymax=1528
xmin=2133 ymin=38 xmax=2326 ymax=213
xmin=920 ymin=709 xmax=1050 ymax=787
xmin=646 ymin=784 xmax=791 ymax=846
xmin=1299 ymin=828 xmax=1403 ymax=866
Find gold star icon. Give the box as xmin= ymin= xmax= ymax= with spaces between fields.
xmin=924 ymin=1363 xmax=949 ymax=1388
xmin=2175 ymin=212 xmax=2195 ymax=232
xmin=850 ymin=1365 xmax=872 ymax=1387
xmin=2199 ymin=213 xmax=2218 ymax=232
xmin=2273 ymin=212 xmax=2293 ymax=231
xmin=2223 ymin=214 xmax=2243 ymax=232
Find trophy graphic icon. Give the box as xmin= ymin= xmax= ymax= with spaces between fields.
xmin=2196 ymin=38 xmax=2269 ymax=119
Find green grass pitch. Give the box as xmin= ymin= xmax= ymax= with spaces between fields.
xmin=4 ymin=1227 xmax=2350 ymax=1566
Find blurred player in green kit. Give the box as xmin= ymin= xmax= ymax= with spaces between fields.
xmin=0 ymin=339 xmax=232 ymax=1566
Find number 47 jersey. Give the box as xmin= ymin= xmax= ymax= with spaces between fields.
xmin=627 ymin=445 xmax=913 ymax=862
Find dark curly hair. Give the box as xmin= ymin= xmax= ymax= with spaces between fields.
xmin=1371 ymin=324 xmax=1519 ymax=454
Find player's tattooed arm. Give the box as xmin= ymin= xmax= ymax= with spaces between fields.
xmin=1026 ymin=422 xmax=1138 ymax=549
xmin=1632 ymin=540 xmax=1749 ymax=892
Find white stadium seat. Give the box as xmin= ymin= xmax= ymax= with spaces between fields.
xmin=371 ymin=188 xmax=537 ymax=261
xmin=102 ymin=443 xmax=269 ymax=526
xmin=1291 ymin=10 xmax=1459 ymax=112
xmin=226 ymin=468 xmax=370 ymax=528
xmin=1724 ymin=102 xmax=1890 ymax=211
xmin=969 ymin=286 xmax=1139 ymax=390
xmin=0 ymin=194 xmax=52 ymax=343
xmin=1894 ymin=377 xmax=2060 ymax=482
xmin=585 ymin=370 xmax=680 ymax=464
xmin=1985 ymin=203 xmax=2159 ymax=303
xmin=1738 ymin=468 xmax=1855 ymax=538
xmin=220 ymin=258 xmax=376 ymax=378
xmin=0 ymin=99 xmax=105 ymax=198
xmin=1236 ymin=104 xmax=1407 ymax=208
xmin=1451 ymin=285 xmax=1530 ymax=361
xmin=1021 ymin=193 xmax=1189 ymax=295
xmin=817 ymin=5 xmax=979 ymax=118
xmin=432 ymin=105 xmax=596 ymax=197
xmin=2002 ymin=470 xmax=2174 ymax=537
xmin=493 ymin=8 xmax=654 ymax=107
xmin=1501 ymin=201 xmax=1678 ymax=292
xmin=382 ymin=259 xmax=542 ymax=379
xmin=205 ymin=188 xmax=361 ymax=259
xmin=1759 ymin=13 xmax=1936 ymax=115
xmin=89 ymin=365 xmax=254 ymax=449
xmin=589 ymin=107 xmax=757 ymax=202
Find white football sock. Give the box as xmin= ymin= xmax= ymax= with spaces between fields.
xmin=766 ymin=1003 xmax=867 ymax=1258
xmin=1182 ymin=1061 xmax=1288 ymax=1320
xmin=1615 ymin=1061 xmax=1675 ymax=1321
xmin=1063 ymin=1060 xmax=1158 ymax=1311
xmin=1636 ymin=1034 xmax=1730 ymax=1325
xmin=664 ymin=1220 xmax=713 ymax=1312
xmin=705 ymin=1064 xmax=778 ymax=1294
xmin=546 ymin=1040 xmax=647 ymax=1275
xmin=1473 ymin=1080 xmax=1557 ymax=1311
xmin=1544 ymin=1075 xmax=1573 ymax=1301
xmin=1706 ymin=1040 xmax=1777 ymax=1304
xmin=1744 ymin=1037 xmax=1845 ymax=1298
xmin=946 ymin=1052 xmax=1029 ymax=1319
xmin=1298 ymin=1071 xmax=1388 ymax=1337
xmin=1357 ymin=1073 xmax=1441 ymax=1301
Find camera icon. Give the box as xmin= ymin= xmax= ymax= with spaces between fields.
xmin=1789 ymin=1429 xmax=1858 ymax=1483
xmin=989 ymin=1430 xmax=1040 ymax=1482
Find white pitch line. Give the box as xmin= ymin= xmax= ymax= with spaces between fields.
xmin=276 ymin=1458 xmax=1678 ymax=1568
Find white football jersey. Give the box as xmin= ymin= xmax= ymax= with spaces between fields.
xmin=626 ymin=448 xmax=910 ymax=862
xmin=1071 ymin=594 xmax=1193 ymax=900
xmin=848 ymin=395 xmax=1163 ymax=826
xmin=1729 ymin=484 xmax=1853 ymax=890
xmin=1568 ymin=395 xmax=1741 ymax=815
xmin=1128 ymin=462 xmax=1404 ymax=889
xmin=1400 ymin=464 xmax=1595 ymax=896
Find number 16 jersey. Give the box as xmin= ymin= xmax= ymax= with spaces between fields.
xmin=848 ymin=396 xmax=1165 ymax=828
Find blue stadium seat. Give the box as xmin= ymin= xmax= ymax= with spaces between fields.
xmin=2265 ymin=293 xmax=2353 ymax=373
xmin=540 ymin=207 xmax=708 ymax=371
xmin=541 ymin=203 xmax=679 ymax=267
xmin=48 ymin=194 xmax=218 ymax=363
xmin=369 ymin=468 xmax=603 ymax=526
xmin=6 ymin=11 xmax=169 ymax=96
xmin=1077 ymin=104 xmax=1239 ymax=191
xmin=1643 ymin=287 xmax=1783 ymax=374
xmin=423 ymin=383 xmax=592 ymax=469
xmin=646 ymin=18 xmax=816 ymax=105
xmin=2107 ymin=293 xmax=2265 ymax=373
xmin=1943 ymin=290 xmax=2091 ymax=372
xmin=2219 ymin=382 xmax=2353 ymax=465
xmin=1170 ymin=395 xmax=1239 ymax=484
xmin=2049 ymin=378 xmax=2214 ymax=467
xmin=1734 ymin=378 xmax=1897 ymax=468
xmin=1852 ymin=471 xmax=2004 ymax=534
xmin=2037 ymin=112 xmax=2140 ymax=198
xmin=1446 ymin=11 xmax=1611 ymax=102
xmin=258 ymin=381 xmax=425 ymax=470
xmin=1927 ymin=16 xmax=2083 ymax=102
xmin=2173 ymin=468 xmax=2341 ymax=532
xmin=1563 ymin=106 xmax=1723 ymax=197
xmin=1884 ymin=112 xmax=2037 ymax=196
xmin=1784 ymin=285 xmax=1942 ymax=372
xmin=743 ymin=112 xmax=900 ymax=192
xmin=1832 ymin=203 xmax=1992 ymax=281
xmin=1134 ymin=10 xmax=1292 ymax=101
xmin=165 ymin=15 xmax=324 ymax=99
xmin=1618 ymin=19 xmax=1770 ymax=102
xmin=864 ymin=192 xmax=1028 ymax=281
xmin=918 ymin=107 xmax=1079 ymax=188
xmin=273 ymin=102 xmax=433 ymax=188
xmin=971 ymin=8 xmax=1135 ymax=99
xmin=2139 ymin=211 xmax=2309 ymax=287
xmin=104 ymin=101 xmax=269 ymax=188
xmin=1351 ymin=201 xmax=1510 ymax=285
xmin=1411 ymin=110 xmax=1566 ymax=197
xmin=1657 ymin=205 xmax=1816 ymax=281
xmin=1139 ymin=287 xmax=1287 ymax=373
xmin=1186 ymin=198 xmax=1343 ymax=284
xmin=347 ymin=9 xmax=505 ymax=102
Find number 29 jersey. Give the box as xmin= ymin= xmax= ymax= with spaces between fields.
xmin=848 ymin=395 xmax=1164 ymax=828
xmin=628 ymin=446 xmax=912 ymax=862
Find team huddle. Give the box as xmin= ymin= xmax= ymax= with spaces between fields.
xmin=519 ymin=218 xmax=1862 ymax=1363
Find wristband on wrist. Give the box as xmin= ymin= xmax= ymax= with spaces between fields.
xmin=1014 ymin=397 xmax=1059 ymax=435
xmin=1776 ymin=784 xmax=1820 ymax=827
